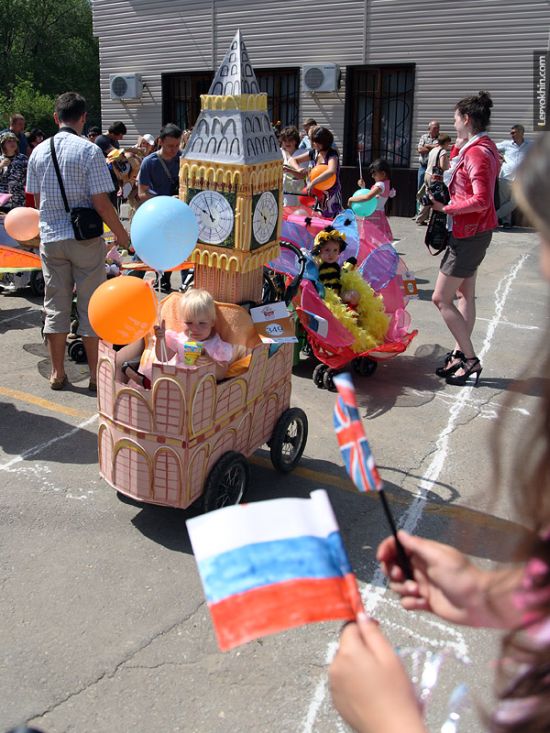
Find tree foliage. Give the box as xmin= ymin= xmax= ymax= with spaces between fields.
xmin=0 ymin=0 xmax=99 ymax=131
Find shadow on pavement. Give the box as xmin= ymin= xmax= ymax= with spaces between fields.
xmin=0 ymin=304 xmax=40 ymax=333
xmin=128 ymin=448 xmax=527 ymax=585
xmin=0 ymin=402 xmax=97 ymax=464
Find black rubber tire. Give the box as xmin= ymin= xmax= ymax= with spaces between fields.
xmin=322 ymin=369 xmax=339 ymax=392
xmin=269 ymin=407 xmax=308 ymax=473
xmin=68 ymin=340 xmax=87 ymax=364
xmin=202 ymin=451 xmax=249 ymax=513
xmin=30 ymin=271 xmax=45 ymax=297
xmin=312 ymin=363 xmax=327 ymax=389
xmin=352 ymin=357 xmax=378 ymax=378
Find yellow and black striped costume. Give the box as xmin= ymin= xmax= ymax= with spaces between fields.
xmin=318 ymin=262 xmax=342 ymax=295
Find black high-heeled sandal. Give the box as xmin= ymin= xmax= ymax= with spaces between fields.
xmin=445 ymin=356 xmax=482 ymax=386
xmin=435 ymin=350 xmax=465 ymax=378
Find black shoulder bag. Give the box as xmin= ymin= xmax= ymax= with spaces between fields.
xmin=424 ymin=149 xmax=451 ymax=256
xmin=50 ymin=136 xmax=104 ymax=241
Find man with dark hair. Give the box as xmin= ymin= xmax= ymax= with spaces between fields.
xmin=95 ymin=121 xmax=127 ymax=156
xmin=26 ymin=91 xmax=129 ymax=391
xmin=0 ymin=113 xmax=28 ymax=156
xmin=87 ymin=125 xmax=101 ymax=142
xmin=137 ymin=123 xmax=182 ymax=292
xmin=496 ymin=124 xmax=532 ymax=227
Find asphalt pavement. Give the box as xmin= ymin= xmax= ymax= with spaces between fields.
xmin=0 ymin=217 xmax=546 ymax=733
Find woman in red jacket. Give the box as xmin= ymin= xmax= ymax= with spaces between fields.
xmin=430 ymin=91 xmax=499 ymax=386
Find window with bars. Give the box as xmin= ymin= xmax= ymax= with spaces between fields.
xmin=162 ymin=68 xmax=300 ymax=131
xmin=344 ymin=65 xmax=415 ymax=169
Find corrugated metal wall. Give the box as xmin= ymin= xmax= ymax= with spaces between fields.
xmin=366 ymin=0 xmax=550 ymax=147
xmin=93 ymin=0 xmax=550 ymax=163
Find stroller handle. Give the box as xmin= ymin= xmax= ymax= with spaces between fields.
xmin=279 ymin=240 xmax=306 ymax=305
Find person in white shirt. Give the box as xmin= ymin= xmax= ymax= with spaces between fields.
xmin=496 ymin=124 xmax=531 ymax=227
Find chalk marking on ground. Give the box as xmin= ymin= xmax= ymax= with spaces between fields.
xmin=0 ymin=310 xmax=38 ymax=325
xmin=300 ymin=253 xmax=529 ymax=732
xmin=0 ymin=415 xmax=97 ymax=471
xmin=476 ymin=316 xmax=539 ymax=331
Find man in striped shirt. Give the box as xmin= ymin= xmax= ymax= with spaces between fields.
xmin=27 ymin=92 xmax=129 ymax=392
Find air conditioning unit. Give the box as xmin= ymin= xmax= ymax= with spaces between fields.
xmin=302 ymin=64 xmax=340 ymax=93
xmin=109 ymin=74 xmax=142 ymax=100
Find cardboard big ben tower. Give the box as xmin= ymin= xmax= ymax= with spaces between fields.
xmin=180 ymin=30 xmax=283 ymax=304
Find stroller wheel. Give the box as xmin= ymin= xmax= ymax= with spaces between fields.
xmin=352 ymin=357 xmax=378 ymax=378
xmin=323 ymin=368 xmax=339 ymax=392
xmin=312 ymin=363 xmax=327 ymax=389
xmin=68 ymin=340 xmax=87 ymax=364
xmin=269 ymin=408 xmax=308 ymax=473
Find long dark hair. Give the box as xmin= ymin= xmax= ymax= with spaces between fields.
xmin=490 ymin=136 xmax=550 ymax=732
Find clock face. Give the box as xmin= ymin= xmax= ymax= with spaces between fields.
xmin=252 ymin=191 xmax=278 ymax=246
xmin=188 ymin=190 xmax=235 ymax=246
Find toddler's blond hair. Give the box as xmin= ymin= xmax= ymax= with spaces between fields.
xmin=179 ymin=289 xmax=216 ymax=324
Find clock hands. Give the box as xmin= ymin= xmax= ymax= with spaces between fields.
xmin=204 ymin=199 xmax=215 ymax=222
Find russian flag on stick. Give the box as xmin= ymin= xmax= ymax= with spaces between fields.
xmin=333 ymin=372 xmax=414 ymax=580
xmin=186 ymin=490 xmax=363 ymax=652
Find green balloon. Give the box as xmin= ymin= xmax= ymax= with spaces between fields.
xmin=350 ymin=189 xmax=377 ymax=217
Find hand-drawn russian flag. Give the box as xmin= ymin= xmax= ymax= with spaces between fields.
xmin=186 ymin=490 xmax=363 ymax=652
xmin=333 ymin=372 xmax=383 ymax=493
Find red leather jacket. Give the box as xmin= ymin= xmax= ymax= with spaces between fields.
xmin=443 ymin=134 xmax=499 ymax=239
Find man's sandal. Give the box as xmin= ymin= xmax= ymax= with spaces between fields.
xmin=50 ymin=374 xmax=68 ymax=391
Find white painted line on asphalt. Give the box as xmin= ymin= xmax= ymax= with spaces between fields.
xmin=0 ymin=414 xmax=97 ymax=472
xmin=476 ymin=316 xmax=539 ymax=331
xmin=0 ymin=310 xmax=37 ymax=325
xmin=301 ymin=253 xmax=529 ymax=732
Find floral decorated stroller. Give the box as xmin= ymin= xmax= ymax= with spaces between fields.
xmin=270 ymin=209 xmax=418 ymax=390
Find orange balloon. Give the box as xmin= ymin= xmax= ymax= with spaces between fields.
xmin=309 ymin=165 xmax=336 ymax=192
xmin=4 ymin=207 xmax=40 ymax=241
xmin=88 ymin=276 xmax=157 ymax=344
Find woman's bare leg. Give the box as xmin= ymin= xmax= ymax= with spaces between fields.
xmin=455 ymin=273 xmax=477 ymax=339
xmin=432 ymin=271 xmax=476 ymax=369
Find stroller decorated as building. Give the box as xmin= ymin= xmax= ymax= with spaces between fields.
xmin=96 ymin=31 xmax=308 ymax=513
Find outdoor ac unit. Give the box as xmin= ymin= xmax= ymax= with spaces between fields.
xmin=109 ymin=74 xmax=142 ymax=100
xmin=302 ymin=64 xmax=340 ymax=93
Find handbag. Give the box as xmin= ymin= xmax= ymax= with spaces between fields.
xmin=50 ymin=136 xmax=104 ymax=240
xmin=425 ymin=211 xmax=450 ymax=255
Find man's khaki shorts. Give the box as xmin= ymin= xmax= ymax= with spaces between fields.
xmin=40 ymin=237 xmax=106 ymax=336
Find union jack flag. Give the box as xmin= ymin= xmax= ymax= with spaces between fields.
xmin=333 ymin=373 xmax=382 ymax=493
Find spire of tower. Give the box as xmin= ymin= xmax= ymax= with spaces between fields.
xmin=208 ymin=29 xmax=260 ymax=96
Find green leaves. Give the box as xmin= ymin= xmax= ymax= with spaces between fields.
xmin=0 ymin=0 xmax=99 ymax=131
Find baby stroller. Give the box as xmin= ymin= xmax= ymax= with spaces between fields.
xmin=268 ymin=210 xmax=418 ymax=390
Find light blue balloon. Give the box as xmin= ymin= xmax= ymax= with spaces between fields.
xmin=350 ymin=189 xmax=377 ymax=218
xmin=130 ymin=196 xmax=199 ymax=271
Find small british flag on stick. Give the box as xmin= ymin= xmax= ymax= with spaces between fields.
xmin=332 ymin=372 xmax=413 ymax=580
xmin=333 ymin=373 xmax=382 ymax=493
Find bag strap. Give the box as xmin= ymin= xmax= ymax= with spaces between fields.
xmin=156 ymin=151 xmax=176 ymax=185
xmin=50 ymin=136 xmax=70 ymax=213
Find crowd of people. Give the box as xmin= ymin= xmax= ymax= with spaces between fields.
xmin=0 ymin=86 xmax=548 ymax=733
